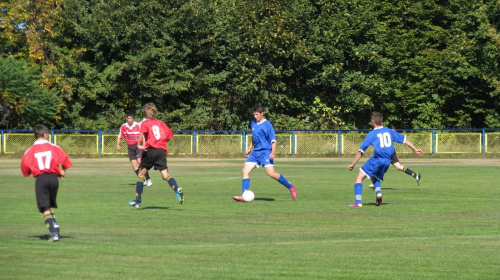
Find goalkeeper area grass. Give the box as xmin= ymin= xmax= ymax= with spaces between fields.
xmin=0 ymin=158 xmax=498 ymax=279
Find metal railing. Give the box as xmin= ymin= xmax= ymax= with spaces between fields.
xmin=2 ymin=129 xmax=500 ymax=155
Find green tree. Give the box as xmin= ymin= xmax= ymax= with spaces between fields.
xmin=0 ymin=56 xmax=60 ymax=129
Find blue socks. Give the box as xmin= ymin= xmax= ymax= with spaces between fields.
xmin=277 ymin=174 xmax=293 ymax=189
xmin=241 ymin=178 xmax=250 ymax=193
xmin=135 ymin=180 xmax=144 ymax=202
xmin=354 ymin=183 xmax=363 ymax=203
xmin=44 ymin=214 xmax=57 ymax=236
xmin=167 ymin=177 xmax=180 ymax=193
xmin=373 ymin=180 xmax=382 ymax=196
xmin=242 ymin=175 xmax=292 ymax=194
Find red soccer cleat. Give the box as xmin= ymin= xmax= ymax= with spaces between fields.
xmin=233 ymin=195 xmax=244 ymax=202
xmin=290 ymin=185 xmax=297 ymax=200
xmin=348 ymin=202 xmax=362 ymax=207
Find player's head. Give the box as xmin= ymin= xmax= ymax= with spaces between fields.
xmin=252 ymin=105 xmax=266 ymax=122
xmin=126 ymin=112 xmax=135 ymax=124
xmin=371 ymin=112 xmax=384 ymax=126
xmin=253 ymin=105 xmax=265 ymax=114
xmin=34 ymin=124 xmax=49 ymax=139
xmin=142 ymin=103 xmax=157 ymax=119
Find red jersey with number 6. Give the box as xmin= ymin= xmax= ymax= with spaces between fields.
xmin=21 ymin=140 xmax=73 ymax=178
xmin=140 ymin=119 xmax=174 ymax=153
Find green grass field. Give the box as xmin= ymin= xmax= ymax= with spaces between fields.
xmin=0 ymin=157 xmax=499 ymax=279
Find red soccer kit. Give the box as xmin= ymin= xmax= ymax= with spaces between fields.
xmin=21 ymin=140 xmax=73 ymax=178
xmin=140 ymin=119 xmax=174 ymax=153
xmin=118 ymin=121 xmax=140 ymax=145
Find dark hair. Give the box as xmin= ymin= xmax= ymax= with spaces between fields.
xmin=371 ymin=112 xmax=383 ymax=126
xmin=126 ymin=112 xmax=135 ymax=118
xmin=34 ymin=124 xmax=49 ymax=139
xmin=253 ymin=105 xmax=265 ymax=113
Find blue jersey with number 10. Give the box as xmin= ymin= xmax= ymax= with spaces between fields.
xmin=359 ymin=126 xmax=406 ymax=159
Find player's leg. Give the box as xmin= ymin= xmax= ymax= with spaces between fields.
xmin=237 ymin=163 xmax=256 ymax=199
xmin=373 ymin=178 xmax=383 ymax=206
xmin=350 ymin=171 xmax=367 ymax=207
xmin=138 ymin=149 xmax=152 ymax=186
xmin=264 ymin=165 xmax=297 ymax=200
xmin=129 ymin=167 xmax=148 ymax=208
xmin=393 ymin=161 xmax=421 ymax=185
xmin=153 ymin=151 xmax=183 ymax=204
xmin=234 ymin=153 xmax=259 ymax=201
xmin=50 ymin=208 xmax=59 ymax=236
xmin=130 ymin=159 xmax=139 ymax=174
xmin=133 ymin=146 xmax=152 ymax=186
xmin=42 ymin=207 xmax=59 ymax=242
xmin=36 ymin=174 xmax=59 ymax=241
xmin=373 ymin=161 xmax=391 ymax=206
xmin=160 ymin=168 xmax=184 ymax=204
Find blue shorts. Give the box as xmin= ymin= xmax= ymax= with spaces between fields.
xmin=246 ymin=150 xmax=274 ymax=168
xmin=360 ymin=157 xmax=391 ymax=181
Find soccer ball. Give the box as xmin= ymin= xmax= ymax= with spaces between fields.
xmin=242 ymin=190 xmax=255 ymax=202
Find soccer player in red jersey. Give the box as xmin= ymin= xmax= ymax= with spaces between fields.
xmin=128 ymin=103 xmax=184 ymax=208
xmin=21 ymin=124 xmax=73 ymax=242
xmin=116 ymin=112 xmax=152 ymax=186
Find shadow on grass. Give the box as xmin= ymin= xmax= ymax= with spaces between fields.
xmin=31 ymin=234 xmax=73 ymax=241
xmin=381 ymin=188 xmax=421 ymax=191
xmin=364 ymin=202 xmax=391 ymax=206
xmin=254 ymin=198 xmax=275 ymax=202
xmin=139 ymin=206 xmax=183 ymax=211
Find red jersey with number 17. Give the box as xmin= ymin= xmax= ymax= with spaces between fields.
xmin=140 ymin=119 xmax=174 ymax=153
xmin=21 ymin=140 xmax=73 ymax=178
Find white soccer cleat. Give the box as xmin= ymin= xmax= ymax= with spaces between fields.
xmin=146 ymin=179 xmax=153 ymax=187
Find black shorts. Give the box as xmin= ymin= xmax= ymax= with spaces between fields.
xmin=35 ymin=173 xmax=59 ymax=213
xmin=140 ymin=148 xmax=168 ymax=171
xmin=127 ymin=144 xmax=141 ymax=161
xmin=391 ymin=151 xmax=399 ymax=164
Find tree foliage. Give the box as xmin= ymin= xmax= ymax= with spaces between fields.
xmin=0 ymin=56 xmax=60 ymax=129
xmin=1 ymin=0 xmax=499 ymax=130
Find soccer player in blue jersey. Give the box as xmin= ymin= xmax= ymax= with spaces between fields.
xmin=233 ymin=105 xmax=297 ymax=201
xmin=348 ymin=112 xmax=423 ymax=207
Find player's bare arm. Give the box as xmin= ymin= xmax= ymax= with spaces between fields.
xmin=405 ymin=139 xmax=423 ymax=156
xmin=137 ymin=133 xmax=145 ymax=150
xmin=246 ymin=141 xmax=253 ymax=157
xmin=348 ymin=151 xmax=364 ymax=171
xmin=116 ymin=136 xmax=122 ymax=151
xmin=270 ymin=142 xmax=277 ymax=160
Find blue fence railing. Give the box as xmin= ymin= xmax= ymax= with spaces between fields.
xmin=2 ymin=128 xmax=500 ymax=155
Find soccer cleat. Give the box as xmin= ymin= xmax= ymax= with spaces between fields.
xmin=128 ymin=200 xmax=141 ymax=208
xmin=146 ymin=179 xmax=153 ymax=187
xmin=290 ymin=185 xmax=297 ymax=200
xmin=348 ymin=202 xmax=362 ymax=207
xmin=376 ymin=193 xmax=383 ymax=206
xmin=54 ymin=222 xmax=60 ymax=235
xmin=415 ymin=173 xmax=421 ymax=186
xmin=368 ymin=184 xmax=374 ymax=189
xmin=233 ymin=195 xmax=244 ymax=202
xmin=48 ymin=234 xmax=59 ymax=242
xmin=176 ymin=187 xmax=184 ymax=204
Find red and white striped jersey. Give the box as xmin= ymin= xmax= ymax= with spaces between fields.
xmin=118 ymin=121 xmax=140 ymax=145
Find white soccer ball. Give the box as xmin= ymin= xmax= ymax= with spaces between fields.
xmin=242 ymin=190 xmax=255 ymax=202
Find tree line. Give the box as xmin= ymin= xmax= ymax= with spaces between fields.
xmin=1 ymin=0 xmax=499 ymax=130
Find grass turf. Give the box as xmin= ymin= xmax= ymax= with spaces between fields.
xmin=0 ymin=157 xmax=499 ymax=279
